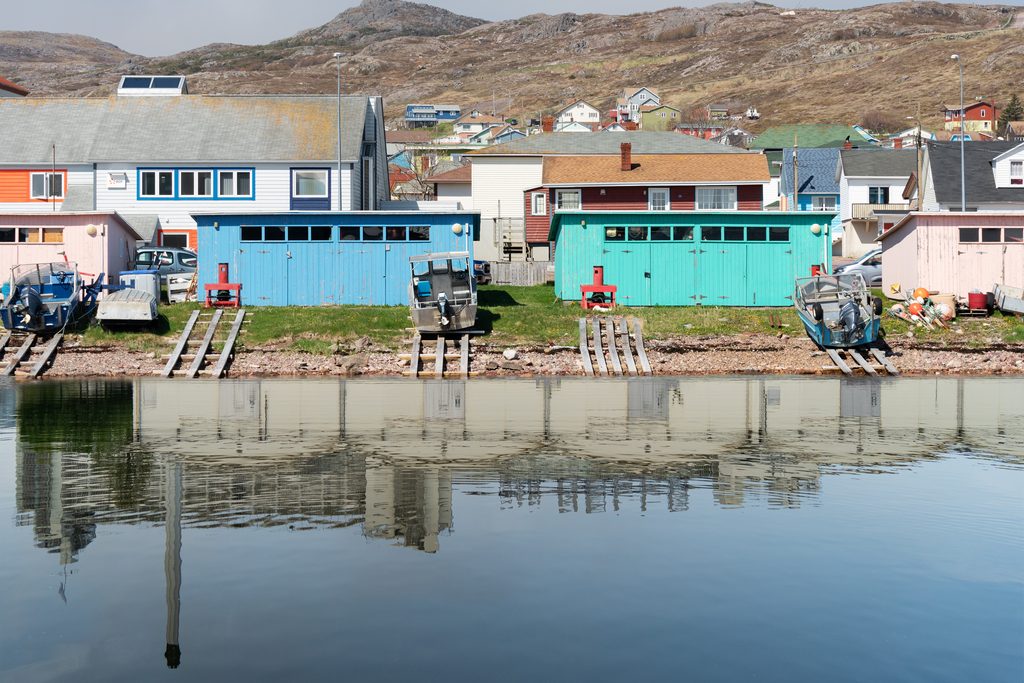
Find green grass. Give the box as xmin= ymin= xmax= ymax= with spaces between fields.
xmin=68 ymin=285 xmax=1024 ymax=355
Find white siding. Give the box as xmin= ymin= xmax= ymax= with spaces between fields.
xmin=993 ymin=149 xmax=1024 ymax=188
xmin=436 ymin=183 xmax=472 ymax=209
xmin=469 ymin=156 xmax=543 ymax=261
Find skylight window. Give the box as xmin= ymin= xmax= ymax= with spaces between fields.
xmin=117 ymin=75 xmax=188 ymax=96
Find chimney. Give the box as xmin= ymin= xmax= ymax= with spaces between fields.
xmin=620 ymin=142 xmax=632 ymax=171
xmin=420 ymin=156 xmax=430 ymax=173
xmin=541 ymin=116 xmax=554 ymax=133
xmin=843 ymin=139 xmax=853 ymax=150
xmin=893 ymin=137 xmax=903 ymax=149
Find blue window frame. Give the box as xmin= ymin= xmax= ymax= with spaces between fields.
xmin=136 ymin=167 xmax=256 ymax=201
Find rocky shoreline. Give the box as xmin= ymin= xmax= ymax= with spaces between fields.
xmin=38 ymin=334 xmax=1024 ymax=379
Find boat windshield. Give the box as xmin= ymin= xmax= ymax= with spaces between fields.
xmin=796 ymin=273 xmax=866 ymax=304
xmin=10 ymin=262 xmax=78 ymax=287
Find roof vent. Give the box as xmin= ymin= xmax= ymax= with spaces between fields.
xmin=117 ymin=75 xmax=188 ymax=97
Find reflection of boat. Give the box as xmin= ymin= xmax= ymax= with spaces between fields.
xmin=409 ymin=252 xmax=477 ymax=333
xmin=794 ymin=273 xmax=882 ymax=348
xmin=0 ymin=262 xmax=103 ymax=334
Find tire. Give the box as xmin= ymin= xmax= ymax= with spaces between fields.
xmin=590 ymin=293 xmax=606 ymax=305
xmin=812 ymin=302 xmax=824 ymax=322
xmin=872 ymin=297 xmax=883 ymax=316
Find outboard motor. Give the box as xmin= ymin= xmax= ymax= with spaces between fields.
xmin=839 ymin=298 xmax=861 ymax=334
xmin=14 ymin=287 xmax=44 ymax=327
xmin=436 ymin=292 xmax=452 ymax=328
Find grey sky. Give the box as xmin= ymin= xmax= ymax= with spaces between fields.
xmin=4 ymin=0 xmax=994 ymax=57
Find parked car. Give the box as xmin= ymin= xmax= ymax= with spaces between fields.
xmin=133 ymin=246 xmax=197 ymax=277
xmin=473 ymin=260 xmax=492 ymax=285
xmin=834 ymin=248 xmax=882 ymax=287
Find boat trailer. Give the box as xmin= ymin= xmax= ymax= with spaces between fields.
xmin=0 ymin=331 xmax=65 ymax=378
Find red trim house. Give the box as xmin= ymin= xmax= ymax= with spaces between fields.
xmin=523 ymin=143 xmax=770 ymax=245
xmin=942 ymin=100 xmax=996 ymax=135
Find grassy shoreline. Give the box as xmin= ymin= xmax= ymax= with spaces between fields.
xmin=75 ymin=284 xmax=1024 ymax=354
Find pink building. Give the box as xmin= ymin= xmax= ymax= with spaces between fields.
xmin=0 ymin=212 xmax=141 ymax=285
xmin=879 ymin=212 xmax=1024 ymax=300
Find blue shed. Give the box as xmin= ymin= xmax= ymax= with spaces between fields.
xmin=549 ymin=210 xmax=834 ymax=307
xmin=193 ymin=212 xmax=479 ymax=306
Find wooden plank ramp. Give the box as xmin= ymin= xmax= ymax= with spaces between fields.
xmin=825 ymin=348 xmax=853 ymax=375
xmin=616 ymin=317 xmax=637 ymax=376
xmin=604 ymin=318 xmax=622 ymax=376
xmin=591 ymin=318 xmax=608 ymax=376
xmin=434 ymin=337 xmax=445 ymax=379
xmin=459 ymin=333 xmax=470 ymax=378
xmin=869 ymin=347 xmax=899 ymax=375
xmin=578 ymin=318 xmax=594 ymax=376
xmin=186 ymin=309 xmax=223 ymax=379
xmin=210 ymin=309 xmax=246 ymax=378
xmin=630 ymin=317 xmax=652 ymax=376
xmin=3 ymin=334 xmax=36 ymax=376
xmin=847 ymin=348 xmax=878 ymax=376
xmin=0 ymin=331 xmax=11 ymax=362
xmin=162 ymin=309 xmax=201 ymax=378
xmin=29 ymin=333 xmax=63 ymax=378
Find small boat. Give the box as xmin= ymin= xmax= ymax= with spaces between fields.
xmin=994 ymin=283 xmax=1024 ymax=316
xmin=409 ymin=252 xmax=477 ymax=333
xmin=0 ymin=262 xmax=102 ymax=334
xmin=794 ymin=273 xmax=883 ymax=348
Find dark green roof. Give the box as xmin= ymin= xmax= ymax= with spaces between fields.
xmin=751 ymin=124 xmax=869 ymax=151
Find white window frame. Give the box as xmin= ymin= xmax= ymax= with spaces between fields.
xmin=811 ymin=195 xmax=837 ymax=211
xmin=291 ymin=169 xmax=329 ymax=199
xmin=140 ymin=169 xmax=175 ymax=198
xmin=555 ymin=189 xmax=581 ymax=211
xmin=531 ymin=192 xmax=547 ymax=216
xmin=218 ymin=170 xmax=253 ymax=198
xmin=1010 ymin=160 xmax=1023 ymax=185
xmin=178 ymin=170 xmax=214 ymax=198
xmin=696 ymin=186 xmax=737 ymax=211
xmin=648 ymin=188 xmax=670 ymax=211
xmin=30 ymin=172 xmax=64 ymax=199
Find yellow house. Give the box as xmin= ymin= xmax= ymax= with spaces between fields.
xmin=639 ymin=105 xmax=682 ymax=132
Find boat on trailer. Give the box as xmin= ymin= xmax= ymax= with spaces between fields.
xmin=0 ymin=262 xmax=102 ymax=335
xmin=409 ymin=252 xmax=478 ymax=333
xmin=794 ymin=273 xmax=883 ymax=349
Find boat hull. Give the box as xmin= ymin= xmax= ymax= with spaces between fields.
xmin=410 ymin=303 xmax=477 ymax=333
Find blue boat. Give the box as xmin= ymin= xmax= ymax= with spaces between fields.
xmin=0 ymin=262 xmax=102 ymax=334
xmin=794 ymin=273 xmax=883 ymax=349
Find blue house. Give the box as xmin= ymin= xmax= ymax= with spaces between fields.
xmin=780 ymin=147 xmax=842 ymax=237
xmin=404 ymin=104 xmax=462 ymax=128
xmin=194 ymin=211 xmax=478 ymax=306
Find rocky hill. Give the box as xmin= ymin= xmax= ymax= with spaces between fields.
xmin=2 ymin=0 xmax=1021 ymax=130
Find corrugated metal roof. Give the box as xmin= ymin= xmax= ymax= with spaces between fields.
xmin=780 ymin=147 xmax=840 ymax=194
xmin=0 ymin=95 xmax=376 ymax=164
xmin=469 ymin=132 xmax=746 ymax=156
xmin=543 ymin=153 xmax=769 ymax=184
xmin=839 ymin=148 xmax=917 ymax=177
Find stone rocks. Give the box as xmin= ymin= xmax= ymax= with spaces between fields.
xmin=502 ymin=348 xmax=518 ymax=360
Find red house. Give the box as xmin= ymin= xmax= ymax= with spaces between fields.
xmin=523 ymin=142 xmax=770 ymax=246
xmin=676 ymin=122 xmax=726 ymax=141
xmin=942 ymin=100 xmax=997 ymax=135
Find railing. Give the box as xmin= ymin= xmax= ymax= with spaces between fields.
xmin=851 ymin=203 xmax=909 ymax=219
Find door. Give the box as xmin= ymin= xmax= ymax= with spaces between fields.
xmin=648 ymin=224 xmax=697 ymax=305
xmin=745 ymin=243 xmax=793 ymax=306
xmin=237 ymin=230 xmax=288 ymax=305
xmin=336 ymin=240 xmax=386 ymax=304
xmin=696 ymin=226 xmax=747 ymax=305
xmin=601 ymin=225 xmax=651 ymax=306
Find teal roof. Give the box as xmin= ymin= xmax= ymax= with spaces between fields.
xmin=750 ymin=124 xmax=874 ymax=151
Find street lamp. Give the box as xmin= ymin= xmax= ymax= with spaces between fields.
xmin=951 ymin=54 xmax=965 ymax=211
xmin=333 ymin=52 xmax=343 ymax=212
xmin=906 ymin=113 xmax=923 ymax=211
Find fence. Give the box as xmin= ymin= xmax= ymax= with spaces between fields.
xmin=490 ymin=261 xmax=553 ymax=286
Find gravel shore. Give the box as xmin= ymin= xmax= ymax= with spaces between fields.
xmin=40 ymin=334 xmax=1024 ymax=379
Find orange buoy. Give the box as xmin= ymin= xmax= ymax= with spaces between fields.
xmin=912 ymin=287 xmax=930 ymax=301
xmin=908 ymin=302 xmax=925 ymax=317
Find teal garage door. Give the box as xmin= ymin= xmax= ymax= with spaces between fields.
xmin=601 ymin=225 xmax=651 ymax=306
xmin=744 ymin=226 xmax=793 ymax=306
xmin=697 ymin=226 xmax=747 ymax=305
xmin=649 ymin=225 xmax=698 ymax=305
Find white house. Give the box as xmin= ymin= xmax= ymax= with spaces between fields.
xmin=554 ymin=100 xmax=600 ymax=127
xmin=836 ymin=148 xmax=917 ymax=258
xmin=553 ymin=121 xmax=594 ymax=133
xmin=916 ymin=141 xmax=1024 ymax=212
xmin=616 ymin=88 xmax=660 ymax=123
xmin=453 ymin=113 xmax=506 ymax=135
xmin=0 ymin=81 xmax=389 ymax=249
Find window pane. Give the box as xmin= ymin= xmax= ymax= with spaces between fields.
xmin=558 ymin=191 xmax=580 ymax=210
xmin=236 ymin=171 xmax=252 ymax=196
xmin=263 ymin=226 xmax=285 ymax=241
xmin=673 ymin=226 xmax=694 ymax=241
xmin=179 ymin=255 xmax=197 ymax=267
xmin=295 ymin=171 xmax=327 ymax=197
xmin=20 ymin=228 xmax=40 ymax=243
xmin=724 ymin=227 xmax=744 ymax=241
xmin=122 ymin=76 xmax=151 ymax=89
xmin=288 ymin=226 xmax=309 ymax=241
xmin=43 ymin=228 xmax=63 ymax=243
xmin=702 ymin=226 xmax=722 ymax=241
xmin=650 ymin=226 xmax=672 ymax=241
xmin=408 ymin=225 xmax=430 ymax=241
xmin=628 ymin=226 xmax=647 ymax=241
xmin=340 ymin=226 xmax=360 ymax=240
xmin=1004 ymin=228 xmax=1023 ymax=243
xmin=241 ymin=226 xmax=262 ymax=241
xmin=959 ymin=228 xmax=979 ymax=242
xmin=198 ymin=172 xmax=212 ymax=196
xmin=152 ymin=76 xmax=181 ymax=89
xmin=180 ymin=173 xmax=195 ymax=196
xmin=31 ymin=174 xmax=45 ymax=198
xmin=386 ymin=226 xmax=406 ymax=241
xmin=605 ymin=227 xmax=625 ymax=241
xmin=747 ymin=226 xmax=767 ymax=241
xmin=48 ymin=174 xmax=62 ymax=198
xmin=769 ymin=227 xmax=789 ymax=242
xmin=141 ymin=173 xmax=155 ymax=196
xmin=362 ymin=226 xmax=383 ymax=240
xmin=981 ymin=228 xmax=1001 ymax=243
xmin=158 ymin=172 xmax=173 ymax=196
xmin=220 ymin=172 xmax=235 ymax=196
xmin=311 ymin=226 xmax=333 ymax=241
xmin=0 ymin=228 xmax=14 ymax=243
xmin=135 ymin=251 xmax=155 ymax=265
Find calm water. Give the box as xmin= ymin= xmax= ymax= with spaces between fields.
xmin=0 ymin=377 xmax=1022 ymax=683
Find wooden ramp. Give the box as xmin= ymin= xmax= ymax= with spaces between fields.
xmin=162 ymin=308 xmax=246 ymax=378
xmin=0 ymin=331 xmax=64 ymax=379
xmin=823 ymin=345 xmax=898 ymax=376
xmin=578 ymin=316 xmax=652 ymax=377
xmin=404 ymin=332 xmax=474 ymax=378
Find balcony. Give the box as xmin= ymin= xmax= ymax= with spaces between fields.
xmin=852 ymin=203 xmax=909 ymax=220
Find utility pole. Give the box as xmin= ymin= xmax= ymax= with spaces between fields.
xmin=334 ymin=52 xmax=343 ymax=211
xmin=792 ymin=133 xmax=799 ymax=212
xmin=951 ymin=54 xmax=966 ymax=211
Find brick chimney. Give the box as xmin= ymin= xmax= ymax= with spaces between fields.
xmin=620 ymin=142 xmax=632 ymax=171
xmin=541 ymin=116 xmax=554 ymax=133
xmin=843 ymin=139 xmax=853 ymax=150
xmin=893 ymin=137 xmax=903 ymax=149
xmin=420 ymin=156 xmax=430 ymax=172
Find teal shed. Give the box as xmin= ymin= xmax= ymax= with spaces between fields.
xmin=549 ymin=211 xmax=834 ymax=306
